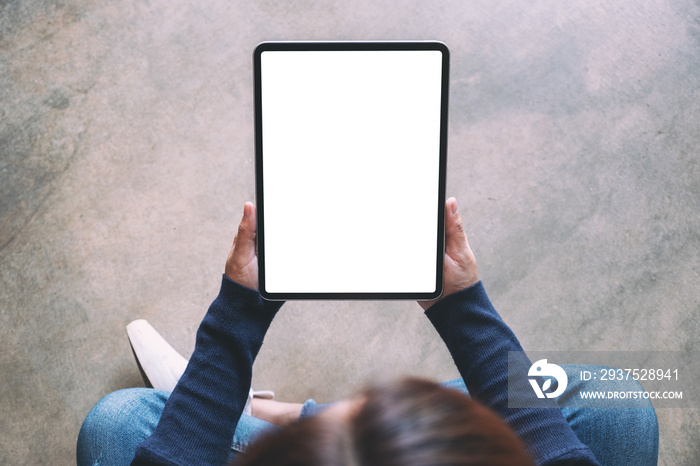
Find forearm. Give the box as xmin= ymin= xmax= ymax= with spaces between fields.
xmin=426 ymin=282 xmax=599 ymax=466
xmin=132 ymin=275 xmax=284 ymax=466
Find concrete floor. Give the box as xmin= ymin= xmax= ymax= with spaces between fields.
xmin=1 ymin=0 xmax=699 ymax=464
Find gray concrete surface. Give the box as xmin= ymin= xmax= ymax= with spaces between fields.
xmin=1 ymin=0 xmax=699 ymax=464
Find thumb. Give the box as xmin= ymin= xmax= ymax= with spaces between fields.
xmin=232 ymin=202 xmax=257 ymax=259
xmin=444 ymin=197 xmax=468 ymax=255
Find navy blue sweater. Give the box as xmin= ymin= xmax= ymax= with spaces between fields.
xmin=132 ymin=276 xmax=599 ymax=465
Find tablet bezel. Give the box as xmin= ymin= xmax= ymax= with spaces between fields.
xmin=254 ymin=41 xmax=449 ymax=300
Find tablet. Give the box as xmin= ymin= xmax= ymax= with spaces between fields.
xmin=254 ymin=41 xmax=449 ymax=300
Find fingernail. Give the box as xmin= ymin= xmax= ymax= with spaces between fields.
xmin=451 ymin=200 xmax=458 ymax=215
xmin=243 ymin=203 xmax=250 ymax=217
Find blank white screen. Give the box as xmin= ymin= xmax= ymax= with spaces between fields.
xmin=261 ymin=49 xmax=443 ymax=294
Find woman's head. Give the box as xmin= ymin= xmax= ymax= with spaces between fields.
xmin=233 ymin=377 xmax=533 ymax=466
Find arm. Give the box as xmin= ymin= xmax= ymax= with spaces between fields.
xmin=421 ymin=198 xmax=599 ymax=466
xmin=132 ymin=203 xmax=282 ymax=465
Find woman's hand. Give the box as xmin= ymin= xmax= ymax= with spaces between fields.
xmin=419 ymin=197 xmax=479 ymax=310
xmin=224 ymin=198 xmax=478 ymax=301
xmin=225 ymin=202 xmax=259 ymax=290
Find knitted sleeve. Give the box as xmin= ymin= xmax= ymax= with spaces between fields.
xmin=425 ymin=282 xmax=600 ymax=466
xmin=132 ymin=275 xmax=284 ymax=466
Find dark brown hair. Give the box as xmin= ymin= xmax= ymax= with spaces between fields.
xmin=232 ymin=377 xmax=533 ymax=466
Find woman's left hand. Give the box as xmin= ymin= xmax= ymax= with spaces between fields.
xmin=225 ymin=202 xmax=259 ymax=290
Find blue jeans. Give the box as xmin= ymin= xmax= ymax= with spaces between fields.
xmin=77 ymin=365 xmax=658 ymax=465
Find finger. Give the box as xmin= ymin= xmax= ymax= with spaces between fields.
xmin=233 ymin=202 xmax=257 ymax=261
xmin=444 ymin=197 xmax=469 ymax=255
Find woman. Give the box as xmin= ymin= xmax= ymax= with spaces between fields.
xmin=78 ymin=198 xmax=658 ymax=465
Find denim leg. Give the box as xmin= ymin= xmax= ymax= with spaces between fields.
xmin=441 ymin=378 xmax=469 ymax=395
xmin=77 ymin=388 xmax=168 ymax=466
xmin=300 ymin=379 xmax=471 ymax=419
xmin=284 ymin=367 xmax=658 ymax=466
xmin=441 ymin=368 xmax=658 ymax=466
xmin=77 ymin=388 xmax=278 ymax=466
xmin=557 ymin=364 xmax=659 ymax=466
xmin=230 ymin=414 xmax=280 ymax=453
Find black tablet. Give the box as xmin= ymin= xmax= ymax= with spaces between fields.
xmin=254 ymin=41 xmax=449 ymax=300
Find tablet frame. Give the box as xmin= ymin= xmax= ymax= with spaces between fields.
xmin=254 ymin=41 xmax=449 ymax=300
